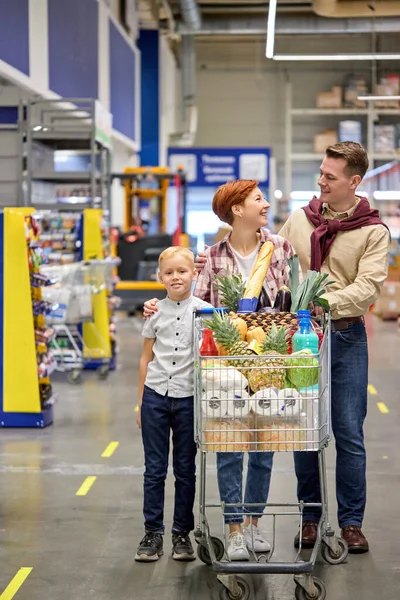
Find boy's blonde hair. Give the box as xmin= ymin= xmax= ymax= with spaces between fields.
xmin=158 ymin=246 xmax=195 ymax=270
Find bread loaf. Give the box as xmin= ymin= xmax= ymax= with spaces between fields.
xmin=203 ymin=419 xmax=250 ymax=452
xmin=256 ymin=423 xmax=305 ymax=452
xmin=243 ymin=242 xmax=274 ymax=300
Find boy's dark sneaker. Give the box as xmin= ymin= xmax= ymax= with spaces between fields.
xmin=172 ymin=532 xmax=196 ymax=561
xmin=135 ymin=532 xmax=164 ymax=562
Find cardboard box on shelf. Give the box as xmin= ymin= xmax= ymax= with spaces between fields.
xmin=374 ymin=125 xmax=396 ymax=152
xmin=373 ymin=281 xmax=400 ymax=319
xmin=316 ymin=86 xmax=342 ymax=109
xmin=314 ymin=130 xmax=338 ymax=153
xmin=374 ymin=76 xmax=400 ymax=108
xmin=344 ymin=75 xmax=368 ymax=108
xmin=339 ymin=120 xmax=362 ymax=144
xmin=387 ymin=73 xmax=400 ymax=93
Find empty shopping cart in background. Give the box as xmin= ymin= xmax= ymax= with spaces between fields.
xmin=40 ymin=260 xmax=118 ymax=383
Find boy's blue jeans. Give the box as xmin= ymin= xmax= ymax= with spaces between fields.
xmin=294 ymin=322 xmax=368 ymax=528
xmin=217 ymin=452 xmax=274 ymax=524
xmin=141 ymin=385 xmax=197 ymax=534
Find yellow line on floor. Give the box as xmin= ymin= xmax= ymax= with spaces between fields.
xmin=134 ymin=405 xmax=139 ymax=413
xmin=368 ymin=384 xmax=377 ymax=395
xmin=76 ymin=476 xmax=97 ymax=496
xmin=0 ymin=567 xmax=32 ymax=599
xmin=101 ymin=441 xmax=119 ymax=458
xmin=377 ymin=402 xmax=389 ymax=414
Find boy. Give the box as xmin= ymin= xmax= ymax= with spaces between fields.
xmin=135 ymin=247 xmax=213 ymax=562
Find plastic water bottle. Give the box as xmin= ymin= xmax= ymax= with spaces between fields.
xmin=200 ymin=328 xmax=218 ymax=356
xmin=292 ymin=310 xmax=319 ymax=355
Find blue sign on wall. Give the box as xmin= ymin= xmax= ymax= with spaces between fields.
xmin=0 ymin=0 xmax=29 ymax=76
xmin=110 ymin=21 xmax=136 ymax=141
xmin=167 ymin=147 xmax=271 ymax=187
xmin=48 ymin=0 xmax=99 ymax=99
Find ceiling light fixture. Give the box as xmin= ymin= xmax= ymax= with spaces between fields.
xmin=373 ymin=191 xmax=400 ymax=201
xmin=357 ymin=95 xmax=400 ymax=101
xmin=265 ymin=0 xmax=277 ymax=59
xmin=271 ymin=53 xmax=400 ymax=61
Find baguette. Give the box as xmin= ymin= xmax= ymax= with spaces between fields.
xmin=243 ymin=241 xmax=274 ymax=299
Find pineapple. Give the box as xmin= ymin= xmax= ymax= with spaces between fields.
xmin=203 ymin=311 xmax=256 ymax=376
xmin=215 ymin=268 xmax=246 ymax=312
xmin=248 ymin=323 xmax=290 ymax=392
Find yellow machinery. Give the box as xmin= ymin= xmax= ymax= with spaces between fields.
xmin=113 ymin=166 xmax=188 ymax=311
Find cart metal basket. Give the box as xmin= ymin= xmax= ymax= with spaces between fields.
xmin=40 ymin=260 xmax=117 ymax=383
xmin=193 ymin=309 xmax=348 ymax=600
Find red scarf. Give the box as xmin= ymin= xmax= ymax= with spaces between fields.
xmin=302 ymin=196 xmax=388 ymax=271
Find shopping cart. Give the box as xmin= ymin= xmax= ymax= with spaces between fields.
xmin=40 ymin=260 xmax=118 ymax=383
xmin=193 ymin=310 xmax=348 ymax=600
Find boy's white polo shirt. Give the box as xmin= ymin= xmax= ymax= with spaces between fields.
xmin=142 ymin=295 xmax=213 ymax=398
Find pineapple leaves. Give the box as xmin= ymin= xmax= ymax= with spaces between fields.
xmin=215 ymin=267 xmax=246 ymax=313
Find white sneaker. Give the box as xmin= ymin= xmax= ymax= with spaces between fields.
xmin=243 ymin=524 xmax=271 ymax=553
xmin=227 ymin=532 xmax=250 ymax=561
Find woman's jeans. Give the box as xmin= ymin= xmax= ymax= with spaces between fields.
xmin=217 ymin=452 xmax=274 ymax=524
xmin=141 ymin=385 xmax=197 ymax=534
xmin=294 ymin=322 xmax=368 ymax=528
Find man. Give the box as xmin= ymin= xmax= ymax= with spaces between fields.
xmin=191 ymin=142 xmax=389 ymax=553
xmin=279 ymin=141 xmax=390 ymax=553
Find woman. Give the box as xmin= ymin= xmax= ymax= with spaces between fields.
xmin=144 ymin=180 xmax=294 ymax=561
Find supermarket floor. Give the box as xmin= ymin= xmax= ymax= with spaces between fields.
xmin=0 ymin=314 xmax=399 ymax=600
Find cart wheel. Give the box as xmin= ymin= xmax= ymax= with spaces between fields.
xmin=219 ymin=577 xmax=251 ymax=600
xmin=97 ymin=365 xmax=109 ymax=380
xmin=197 ymin=537 xmax=225 ymax=565
xmin=295 ymin=577 xmax=326 ymax=600
xmin=321 ymin=537 xmax=348 ymax=565
xmin=68 ymin=370 xmax=81 ymax=384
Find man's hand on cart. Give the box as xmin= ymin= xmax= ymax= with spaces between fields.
xmin=143 ymin=298 xmax=160 ymax=319
xmin=310 ymin=302 xmax=324 ymax=317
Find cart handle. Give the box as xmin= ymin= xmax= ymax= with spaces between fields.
xmin=195 ymin=308 xmax=227 ymax=315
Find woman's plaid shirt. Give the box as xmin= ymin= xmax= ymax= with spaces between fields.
xmin=193 ymin=229 xmax=295 ymax=307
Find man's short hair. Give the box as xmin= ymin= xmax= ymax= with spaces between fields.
xmin=325 ymin=141 xmax=369 ymax=179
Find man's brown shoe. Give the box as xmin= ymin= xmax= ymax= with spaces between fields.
xmin=341 ymin=526 xmax=369 ymax=554
xmin=294 ymin=521 xmax=318 ymax=549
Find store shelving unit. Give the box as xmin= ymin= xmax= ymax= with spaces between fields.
xmin=285 ymin=82 xmax=400 ymax=196
xmin=21 ymin=98 xmax=112 ymax=215
xmin=0 ymin=207 xmax=55 ymax=427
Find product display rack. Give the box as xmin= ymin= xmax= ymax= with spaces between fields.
xmin=284 ymin=82 xmax=400 ymax=197
xmin=37 ymin=207 xmax=116 ymax=374
xmin=79 ymin=208 xmax=113 ymax=370
xmin=37 ymin=210 xmax=81 ymax=264
xmin=21 ymin=98 xmax=112 ymax=215
xmin=0 ymin=208 xmax=54 ymax=427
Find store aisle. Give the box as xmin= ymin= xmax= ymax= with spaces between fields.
xmin=0 ymin=315 xmax=398 ymax=600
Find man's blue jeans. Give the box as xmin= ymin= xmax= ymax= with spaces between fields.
xmin=141 ymin=385 xmax=197 ymax=534
xmin=294 ymin=322 xmax=368 ymax=528
xmin=217 ymin=452 xmax=274 ymax=524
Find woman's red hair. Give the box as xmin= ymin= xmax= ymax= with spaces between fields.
xmin=212 ymin=180 xmax=258 ymax=225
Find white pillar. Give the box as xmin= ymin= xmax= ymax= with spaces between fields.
xmin=28 ymin=0 xmax=49 ymax=93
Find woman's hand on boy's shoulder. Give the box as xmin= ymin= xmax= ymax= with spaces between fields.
xmin=195 ymin=245 xmax=209 ymax=271
xmin=143 ymin=298 xmax=160 ymax=319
